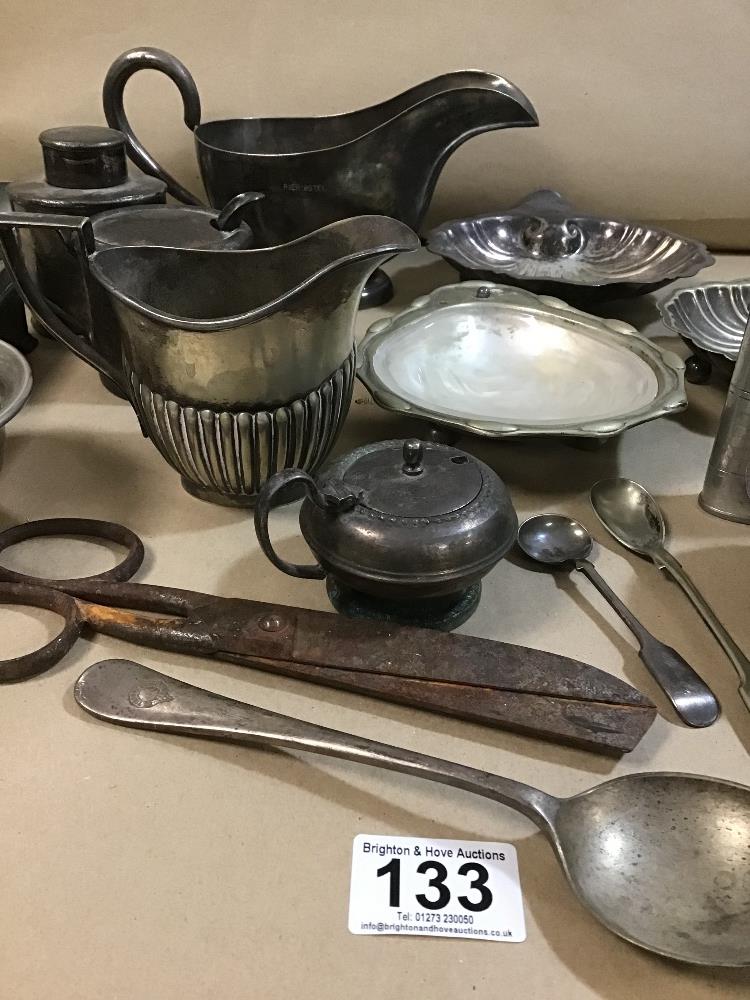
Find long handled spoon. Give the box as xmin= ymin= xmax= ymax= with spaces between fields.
xmin=517 ymin=515 xmax=718 ymax=726
xmin=75 ymin=658 xmax=750 ymax=967
xmin=591 ymin=478 xmax=750 ymax=712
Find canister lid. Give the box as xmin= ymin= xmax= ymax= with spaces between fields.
xmin=92 ymin=204 xmax=252 ymax=250
xmin=40 ymin=126 xmax=128 ymax=189
xmin=340 ymin=439 xmax=483 ymax=519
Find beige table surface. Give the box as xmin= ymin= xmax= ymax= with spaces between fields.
xmin=2 ymin=252 xmax=750 ymax=1000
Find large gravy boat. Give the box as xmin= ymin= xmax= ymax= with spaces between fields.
xmin=0 ymin=211 xmax=418 ymax=505
xmin=103 ymin=48 xmax=538 ymax=242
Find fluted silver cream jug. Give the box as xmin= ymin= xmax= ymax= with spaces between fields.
xmin=0 ymin=212 xmax=418 ymax=505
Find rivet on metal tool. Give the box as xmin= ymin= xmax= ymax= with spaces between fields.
xmin=258 ymin=613 xmax=287 ymax=632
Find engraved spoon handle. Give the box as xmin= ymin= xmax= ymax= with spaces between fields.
xmin=652 ymin=547 xmax=750 ymax=712
xmin=575 ymin=560 xmax=719 ymax=727
xmin=74 ymin=659 xmax=560 ymax=834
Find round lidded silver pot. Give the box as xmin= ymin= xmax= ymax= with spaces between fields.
xmin=255 ymin=438 xmax=518 ymax=629
xmin=91 ymin=197 xmax=256 ymax=251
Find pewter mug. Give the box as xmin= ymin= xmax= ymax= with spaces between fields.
xmin=700 ymin=312 xmax=750 ymax=522
xmin=102 ymin=48 xmax=538 ymax=242
xmin=0 ymin=211 xmax=419 ymax=505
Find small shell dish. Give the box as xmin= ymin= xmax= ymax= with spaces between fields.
xmin=659 ymin=280 xmax=749 ymax=383
xmin=425 ymin=189 xmax=714 ymax=305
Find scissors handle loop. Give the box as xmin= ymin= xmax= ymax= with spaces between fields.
xmin=0 ymin=584 xmax=83 ymax=682
xmin=0 ymin=518 xmax=143 ymax=587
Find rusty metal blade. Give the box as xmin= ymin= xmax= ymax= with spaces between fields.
xmin=222 ymin=652 xmax=655 ymax=754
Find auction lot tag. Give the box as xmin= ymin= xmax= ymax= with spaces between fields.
xmin=348 ymin=834 xmax=525 ymax=941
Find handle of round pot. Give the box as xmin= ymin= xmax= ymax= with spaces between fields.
xmin=0 ymin=212 xmax=126 ymax=392
xmin=215 ymin=191 xmax=268 ymax=241
xmin=254 ymin=470 xmax=327 ymax=580
xmin=103 ymin=47 xmax=204 ymax=206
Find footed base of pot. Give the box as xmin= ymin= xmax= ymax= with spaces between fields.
xmin=359 ymin=268 xmax=394 ymax=309
xmin=181 ymin=476 xmax=305 ymax=508
xmin=326 ymin=577 xmax=481 ymax=631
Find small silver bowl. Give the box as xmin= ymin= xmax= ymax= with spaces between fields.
xmin=0 ymin=339 xmax=32 ymax=429
xmin=659 ymin=281 xmax=749 ymax=383
xmin=425 ymin=189 xmax=714 ymax=306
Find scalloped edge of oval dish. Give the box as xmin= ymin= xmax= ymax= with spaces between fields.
xmin=358 ymin=284 xmax=687 ymax=439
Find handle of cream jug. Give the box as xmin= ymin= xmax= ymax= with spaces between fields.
xmin=103 ymin=47 xmax=204 ymax=206
xmin=0 ymin=212 xmax=126 ymax=392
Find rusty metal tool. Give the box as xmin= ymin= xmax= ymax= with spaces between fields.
xmin=0 ymin=518 xmax=655 ymax=754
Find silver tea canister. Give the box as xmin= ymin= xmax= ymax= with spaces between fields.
xmin=700 ymin=312 xmax=750 ymax=522
xmin=8 ymin=126 xmax=166 ymax=336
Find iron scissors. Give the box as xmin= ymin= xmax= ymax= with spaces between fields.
xmin=0 ymin=518 xmax=656 ymax=753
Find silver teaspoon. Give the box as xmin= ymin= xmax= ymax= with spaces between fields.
xmin=591 ymin=477 xmax=750 ymax=713
xmin=75 ymin=659 xmax=750 ymax=967
xmin=518 ymin=514 xmax=719 ymax=727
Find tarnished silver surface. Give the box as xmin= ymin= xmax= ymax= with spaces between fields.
xmin=517 ymin=514 xmax=719 ymax=727
xmin=591 ymin=478 xmax=750 ymax=712
xmin=660 ymin=280 xmax=750 ymax=363
xmin=76 ymin=658 xmax=750 ymax=967
xmin=0 ymin=340 xmax=32 ymax=428
xmin=358 ymin=282 xmax=687 ymax=439
xmin=426 ymin=190 xmax=714 ymax=302
xmin=255 ymin=438 xmax=518 ymax=603
xmin=102 ymin=48 xmax=538 ymax=240
xmin=0 ymin=211 xmax=418 ymax=504
xmin=128 ymin=349 xmax=355 ymax=507
xmin=8 ymin=125 xmax=166 ymax=349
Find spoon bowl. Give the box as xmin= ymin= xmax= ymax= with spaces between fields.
xmin=556 ymin=771 xmax=750 ymax=965
xmin=517 ymin=514 xmax=593 ymax=564
xmin=518 ymin=508 xmax=720 ymax=727
xmin=591 ymin=477 xmax=750 ymax=711
xmin=590 ymin=477 xmax=666 ymax=553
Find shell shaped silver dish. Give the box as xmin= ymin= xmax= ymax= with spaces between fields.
xmin=425 ymin=189 xmax=714 ymax=304
xmin=659 ymin=281 xmax=749 ymax=366
xmin=0 ymin=340 xmax=32 ymax=429
xmin=357 ymin=282 xmax=687 ymax=439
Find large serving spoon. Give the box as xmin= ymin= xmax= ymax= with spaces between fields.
xmin=75 ymin=658 xmax=750 ymax=967
xmin=591 ymin=478 xmax=750 ymax=712
xmin=517 ymin=515 xmax=719 ymax=727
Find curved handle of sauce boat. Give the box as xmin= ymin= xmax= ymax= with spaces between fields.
xmin=255 ymin=468 xmax=357 ymax=580
xmin=103 ymin=47 xmax=204 ymax=206
xmin=0 ymin=212 xmax=126 ymax=392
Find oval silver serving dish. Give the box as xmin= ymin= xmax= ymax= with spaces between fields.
xmin=0 ymin=339 xmax=32 ymax=429
xmin=659 ymin=280 xmax=749 ymax=381
xmin=425 ymin=189 xmax=714 ymax=305
xmin=358 ymin=282 xmax=687 ymax=439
